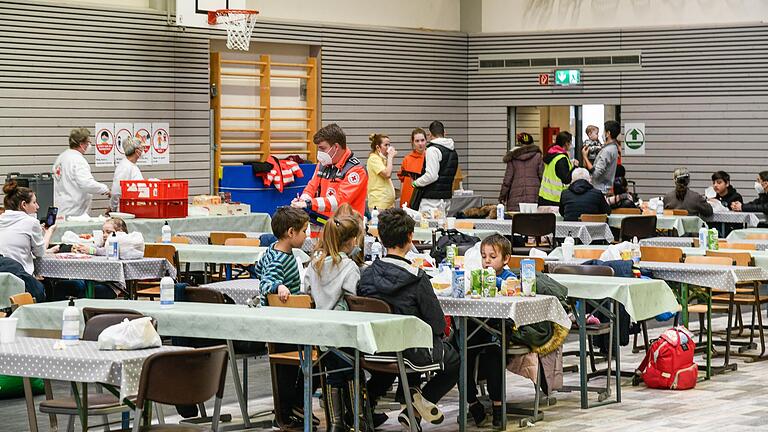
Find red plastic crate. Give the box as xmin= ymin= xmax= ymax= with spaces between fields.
xmin=120 ymin=180 xmax=188 ymax=200
xmin=119 ymin=199 xmax=188 ymax=219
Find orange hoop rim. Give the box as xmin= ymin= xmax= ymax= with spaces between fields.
xmin=207 ymin=9 xmax=259 ymax=25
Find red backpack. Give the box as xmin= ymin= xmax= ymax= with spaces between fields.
xmin=636 ymin=326 xmax=697 ymax=390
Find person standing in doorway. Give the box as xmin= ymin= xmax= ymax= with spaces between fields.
xmin=411 ymin=121 xmax=459 ymax=213
xmin=366 ymin=133 xmax=397 ymax=211
xmin=397 ymin=128 xmax=427 ymax=209
xmin=583 ymin=120 xmax=620 ymax=194
xmin=499 ymin=132 xmax=543 ymax=212
xmin=538 ymin=131 xmax=575 ymax=209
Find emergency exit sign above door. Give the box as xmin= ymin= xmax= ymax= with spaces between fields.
xmin=554 ymin=69 xmax=581 ymax=86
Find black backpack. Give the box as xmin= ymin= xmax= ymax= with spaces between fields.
xmin=430 ymin=228 xmax=480 ymax=263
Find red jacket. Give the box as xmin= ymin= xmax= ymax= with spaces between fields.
xmin=300 ymin=148 xmax=368 ymax=218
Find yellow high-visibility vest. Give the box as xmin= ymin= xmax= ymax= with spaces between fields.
xmin=538 ymin=153 xmax=572 ymax=203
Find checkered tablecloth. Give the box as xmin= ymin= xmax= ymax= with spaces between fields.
xmin=438 ymin=295 xmax=571 ymax=328
xmin=176 ymin=231 xmax=264 ymax=245
xmin=556 ymin=221 xmax=614 ymax=245
xmin=637 ymin=261 xmax=768 ymax=291
xmin=36 ymin=255 xmax=176 ymax=284
xmin=704 ymin=212 xmax=765 ymax=227
xmin=639 ymin=237 xmax=695 ymax=248
xmin=0 ymin=337 xmax=184 ymax=400
xmin=201 ymin=278 xmax=260 ymax=305
xmin=608 ymin=215 xmax=705 ymax=235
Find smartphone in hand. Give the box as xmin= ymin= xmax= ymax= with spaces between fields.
xmin=44 ymin=207 xmax=58 ymax=228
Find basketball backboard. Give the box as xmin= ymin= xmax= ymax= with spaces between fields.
xmin=176 ymin=0 xmax=247 ymax=28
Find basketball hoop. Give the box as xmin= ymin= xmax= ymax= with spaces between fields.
xmin=208 ymin=9 xmax=259 ymax=51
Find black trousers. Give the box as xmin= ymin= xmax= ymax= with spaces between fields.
xmin=367 ymin=341 xmax=460 ymax=405
xmin=464 ymin=319 xmax=505 ymax=403
xmin=272 ymin=344 xmax=321 ymax=417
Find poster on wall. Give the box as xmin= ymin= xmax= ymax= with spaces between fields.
xmin=94 ymin=123 xmax=115 ymax=167
xmin=133 ymin=123 xmax=152 ymax=166
xmin=114 ymin=123 xmax=133 ymax=165
xmin=151 ymin=123 xmax=170 ymax=165
xmin=623 ymin=122 xmax=646 ymax=156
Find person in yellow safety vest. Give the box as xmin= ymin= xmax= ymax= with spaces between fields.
xmin=538 ymin=131 xmax=576 ymax=207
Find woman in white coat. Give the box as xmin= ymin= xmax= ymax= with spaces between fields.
xmin=110 ymin=136 xmax=144 ymax=211
xmin=52 ymin=128 xmax=110 ymax=218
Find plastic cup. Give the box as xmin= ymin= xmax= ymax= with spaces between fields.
xmin=0 ymin=318 xmax=18 ymax=344
xmin=447 ymin=217 xmax=456 ymax=229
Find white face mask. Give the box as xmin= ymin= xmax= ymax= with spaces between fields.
xmin=755 ymin=182 xmax=764 ymax=195
xmin=317 ymin=145 xmax=338 ymax=166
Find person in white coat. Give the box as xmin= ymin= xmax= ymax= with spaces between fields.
xmin=52 ymin=128 xmax=110 ymax=218
xmin=110 ymin=136 xmax=144 ymax=211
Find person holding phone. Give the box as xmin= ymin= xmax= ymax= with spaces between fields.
xmin=0 ymin=181 xmax=57 ymax=302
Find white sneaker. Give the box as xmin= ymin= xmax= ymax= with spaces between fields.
xmin=411 ymin=388 xmax=444 ymax=425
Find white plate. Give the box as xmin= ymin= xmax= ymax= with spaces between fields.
xmin=109 ymin=212 xmax=136 ymax=219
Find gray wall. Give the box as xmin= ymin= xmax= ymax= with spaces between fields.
xmin=469 ymin=24 xmax=768 ymax=202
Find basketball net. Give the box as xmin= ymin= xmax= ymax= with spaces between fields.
xmin=209 ymin=10 xmax=259 ymax=51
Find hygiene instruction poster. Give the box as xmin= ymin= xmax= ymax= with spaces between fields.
xmin=151 ymin=122 xmax=170 ymax=165
xmin=94 ymin=123 xmax=114 ymax=167
xmin=94 ymin=122 xmax=171 ymax=166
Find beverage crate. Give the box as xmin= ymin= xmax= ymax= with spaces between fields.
xmin=120 ymin=180 xmax=188 ymax=200
xmin=119 ymin=199 xmax=188 ymax=219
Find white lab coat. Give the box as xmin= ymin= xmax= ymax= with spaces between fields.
xmin=52 ymin=149 xmax=109 ymax=218
xmin=110 ymin=158 xmax=143 ymax=211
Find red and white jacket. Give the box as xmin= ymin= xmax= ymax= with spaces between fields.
xmin=264 ymin=156 xmax=303 ymax=193
xmin=300 ymin=148 xmax=368 ymax=219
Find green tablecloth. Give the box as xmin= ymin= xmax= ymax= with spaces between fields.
xmin=147 ymin=243 xmax=266 ymax=264
xmin=726 ymin=228 xmax=768 ymax=241
xmin=11 ymin=299 xmax=432 ymax=355
xmin=0 ymin=273 xmax=25 ymax=308
xmin=548 ymin=273 xmax=678 ymax=321
xmin=607 ymin=214 xmax=705 ymax=235
xmin=52 ymin=213 xmax=272 ymax=243
xmin=677 ymin=247 xmax=768 ymax=272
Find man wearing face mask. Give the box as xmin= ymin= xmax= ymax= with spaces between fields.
xmin=292 ymin=123 xmax=368 ymax=224
xmin=731 ymin=171 xmax=768 ymax=217
xmin=52 ymin=128 xmax=110 ymax=218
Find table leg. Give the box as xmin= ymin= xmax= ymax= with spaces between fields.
xmin=578 ymin=300 xmax=588 ymax=409
xmin=614 ymin=301 xmax=622 ymax=403
xmin=86 ymin=281 xmax=95 ymax=299
xmin=225 ymin=340 xmax=252 ymax=429
xmin=706 ymin=288 xmax=712 ymax=380
xmin=301 ymin=345 xmax=313 ymax=432
xmin=501 ymin=320 xmax=507 ymax=430
xmin=22 ymin=377 xmax=39 ymax=432
xmin=76 ymin=382 xmax=88 ymax=431
xmin=354 ymin=349 xmax=360 ymax=432
xmin=43 ymin=379 xmax=57 ymax=431
xmin=458 ymin=316 xmax=467 ymax=432
xmin=681 ymin=283 xmax=689 ymax=327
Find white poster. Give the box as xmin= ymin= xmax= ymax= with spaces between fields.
xmin=94 ymin=123 xmax=115 ymax=167
xmin=151 ymin=123 xmax=170 ymax=165
xmin=623 ymin=122 xmax=646 ymax=156
xmin=133 ymin=123 xmax=152 ymax=166
xmin=114 ymin=123 xmax=133 ymax=165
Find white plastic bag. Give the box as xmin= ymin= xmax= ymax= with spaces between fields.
xmin=402 ymin=205 xmax=421 ymax=221
xmin=599 ymin=242 xmax=632 ymax=261
xmin=115 ymin=232 xmax=145 ymax=260
xmin=97 ymin=317 xmax=161 ymax=350
xmin=60 ymin=231 xmax=94 ymax=246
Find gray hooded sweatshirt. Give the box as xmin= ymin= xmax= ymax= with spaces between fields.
xmin=304 ymin=252 xmax=360 ymax=311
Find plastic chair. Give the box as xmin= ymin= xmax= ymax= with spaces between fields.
xmin=155 ymin=236 xmax=191 ymax=244
xmin=722 ymin=242 xmax=757 ymax=251
xmin=548 ymin=264 xmax=614 ymax=277
xmin=639 ymin=246 xmax=683 ymax=263
xmin=9 ymin=293 xmax=35 ymax=310
xmin=579 ymin=214 xmax=608 ymax=223
xmin=663 ymin=209 xmax=689 ymax=216
xmin=511 ymin=213 xmax=557 ymax=253
xmin=130 ymin=346 xmax=229 ymax=432
xmin=573 ymin=249 xmax=604 ymax=260
xmin=745 ymin=233 xmax=768 ymax=240
xmin=136 ymin=244 xmax=180 ymax=300
xmin=612 ymin=208 xmax=641 ymax=215
xmin=618 ymin=215 xmax=657 ymax=241
xmin=210 ymin=232 xmax=246 ymax=245
xmin=507 ymin=255 xmax=545 ymax=272
xmin=224 ymin=238 xmax=261 ymax=247
xmin=455 ymin=220 xmax=475 ymax=230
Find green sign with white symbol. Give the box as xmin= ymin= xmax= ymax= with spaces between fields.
xmin=554 ymin=69 xmax=581 ymax=86
xmin=623 ymin=123 xmax=645 ymax=155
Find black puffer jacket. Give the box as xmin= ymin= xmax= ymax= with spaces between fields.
xmin=743 ymin=192 xmax=768 ymax=214
xmin=559 ymin=179 xmax=611 ymax=221
xmin=358 ymin=256 xmax=446 ymax=365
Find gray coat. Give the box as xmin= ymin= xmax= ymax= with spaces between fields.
xmin=500 ymin=145 xmax=544 ymax=211
xmin=663 ymin=189 xmax=714 ymax=217
xmin=591 ymin=142 xmax=619 ymax=193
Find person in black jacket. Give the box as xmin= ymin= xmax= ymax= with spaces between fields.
xmin=732 ymin=171 xmax=768 ymax=217
xmin=559 ymin=168 xmax=611 ymax=221
xmin=358 ymin=208 xmax=459 ymax=431
xmin=711 ymin=171 xmax=743 ymax=209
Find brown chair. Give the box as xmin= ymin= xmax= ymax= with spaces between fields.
xmin=511 ymin=213 xmax=557 ymax=253
xmin=455 ymin=220 xmax=475 ymax=230
xmin=612 ymin=208 xmax=641 ymax=215
xmin=9 ymin=292 xmax=35 ymax=306
xmin=639 ymin=246 xmax=683 ymax=263
xmin=618 ymin=215 xmax=657 ymax=241
xmin=722 ymin=242 xmax=757 ymax=251
xmin=345 ymin=295 xmax=440 ymax=430
xmin=573 ymin=249 xmax=604 ymax=260
xmin=155 ymin=235 xmax=191 ymax=244
xmin=549 ymin=264 xmax=614 ymax=277
xmin=745 ymin=233 xmax=768 ymax=240
xmin=210 ymin=232 xmax=246 ymax=245
xmin=136 ymin=244 xmax=180 ymax=300
xmin=579 ymin=214 xmax=608 ymax=223
xmin=663 ymin=209 xmax=689 ymax=216
xmin=507 ymin=255 xmax=545 ymax=272
xmin=224 ymin=237 xmax=261 ymax=247
xmin=129 ymin=346 xmax=229 ymax=432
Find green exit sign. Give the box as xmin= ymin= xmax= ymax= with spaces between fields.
xmin=554 ymin=69 xmax=581 ymax=86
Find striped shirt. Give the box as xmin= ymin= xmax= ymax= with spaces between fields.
xmin=255 ymin=244 xmax=301 ymax=303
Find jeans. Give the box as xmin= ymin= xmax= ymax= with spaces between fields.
xmin=0 ymin=256 xmax=45 ymax=303
xmin=50 ymin=280 xmax=117 ymax=300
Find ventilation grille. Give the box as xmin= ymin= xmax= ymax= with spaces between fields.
xmin=479 ymin=51 xmax=641 ymax=70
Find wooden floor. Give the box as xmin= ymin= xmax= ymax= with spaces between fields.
xmin=3 ymin=313 xmax=768 ymax=431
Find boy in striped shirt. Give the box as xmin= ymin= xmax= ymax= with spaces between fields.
xmin=256 ymin=206 xmax=308 ymax=304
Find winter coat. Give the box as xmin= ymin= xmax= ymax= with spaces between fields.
xmin=714 ymin=185 xmax=743 ymax=210
xmin=357 ymin=255 xmax=446 ymax=365
xmin=663 ymin=189 xmax=713 ymax=217
xmin=499 ymin=144 xmax=543 ymax=211
xmin=742 ymin=192 xmax=768 ymax=214
xmin=559 ymin=179 xmax=611 ymax=221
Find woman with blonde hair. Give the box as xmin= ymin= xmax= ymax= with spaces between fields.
xmin=366 ymin=133 xmax=397 ymax=211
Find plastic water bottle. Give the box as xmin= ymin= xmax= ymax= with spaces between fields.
xmin=563 ymin=234 xmax=575 ymax=261
xmin=161 ymin=221 xmax=171 ymax=243
xmin=371 ymin=238 xmax=382 ymax=261
xmin=699 ymin=227 xmax=709 ymax=250
xmin=657 ymin=197 xmax=664 ymax=216
xmin=438 ymin=201 xmax=447 ymax=228
xmin=61 ymin=298 xmax=80 ymax=345
xmin=632 ymin=236 xmax=641 ymax=264
xmin=370 ymin=207 xmax=379 ymax=227
xmin=496 ymin=203 xmax=505 ymax=221
xmin=402 ymin=202 xmax=408 ymax=210
xmin=160 ymin=270 xmax=175 ymax=309
xmin=106 ymin=232 xmax=119 ymax=260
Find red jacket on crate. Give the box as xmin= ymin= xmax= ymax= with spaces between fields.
xmin=299 ymin=148 xmax=368 ymax=219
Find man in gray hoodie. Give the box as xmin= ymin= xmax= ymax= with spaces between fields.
xmin=583 ymin=120 xmax=620 ymax=194
xmin=411 ymin=121 xmax=459 ymax=213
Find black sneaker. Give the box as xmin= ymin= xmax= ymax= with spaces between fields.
xmin=492 ymin=404 xmax=503 ymax=428
xmin=398 ymin=409 xmax=422 ymax=432
xmin=468 ymin=401 xmax=487 ymax=427
xmin=291 ymin=407 xmax=321 ymax=426
xmin=272 ymin=417 xmax=305 ymax=432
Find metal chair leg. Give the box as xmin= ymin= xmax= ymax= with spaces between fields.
xmin=396 ymin=353 xmax=418 ymax=432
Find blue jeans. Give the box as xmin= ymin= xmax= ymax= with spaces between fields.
xmin=51 ymin=280 xmax=117 ymax=300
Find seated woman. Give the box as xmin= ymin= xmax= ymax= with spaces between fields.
xmin=663 ymin=168 xmax=713 ymax=217
xmin=51 ymin=217 xmax=129 ymax=299
xmin=732 ymin=171 xmax=768 ymax=218
xmin=0 ymin=181 xmax=56 ymax=302
xmin=559 ymin=168 xmax=611 ymax=221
